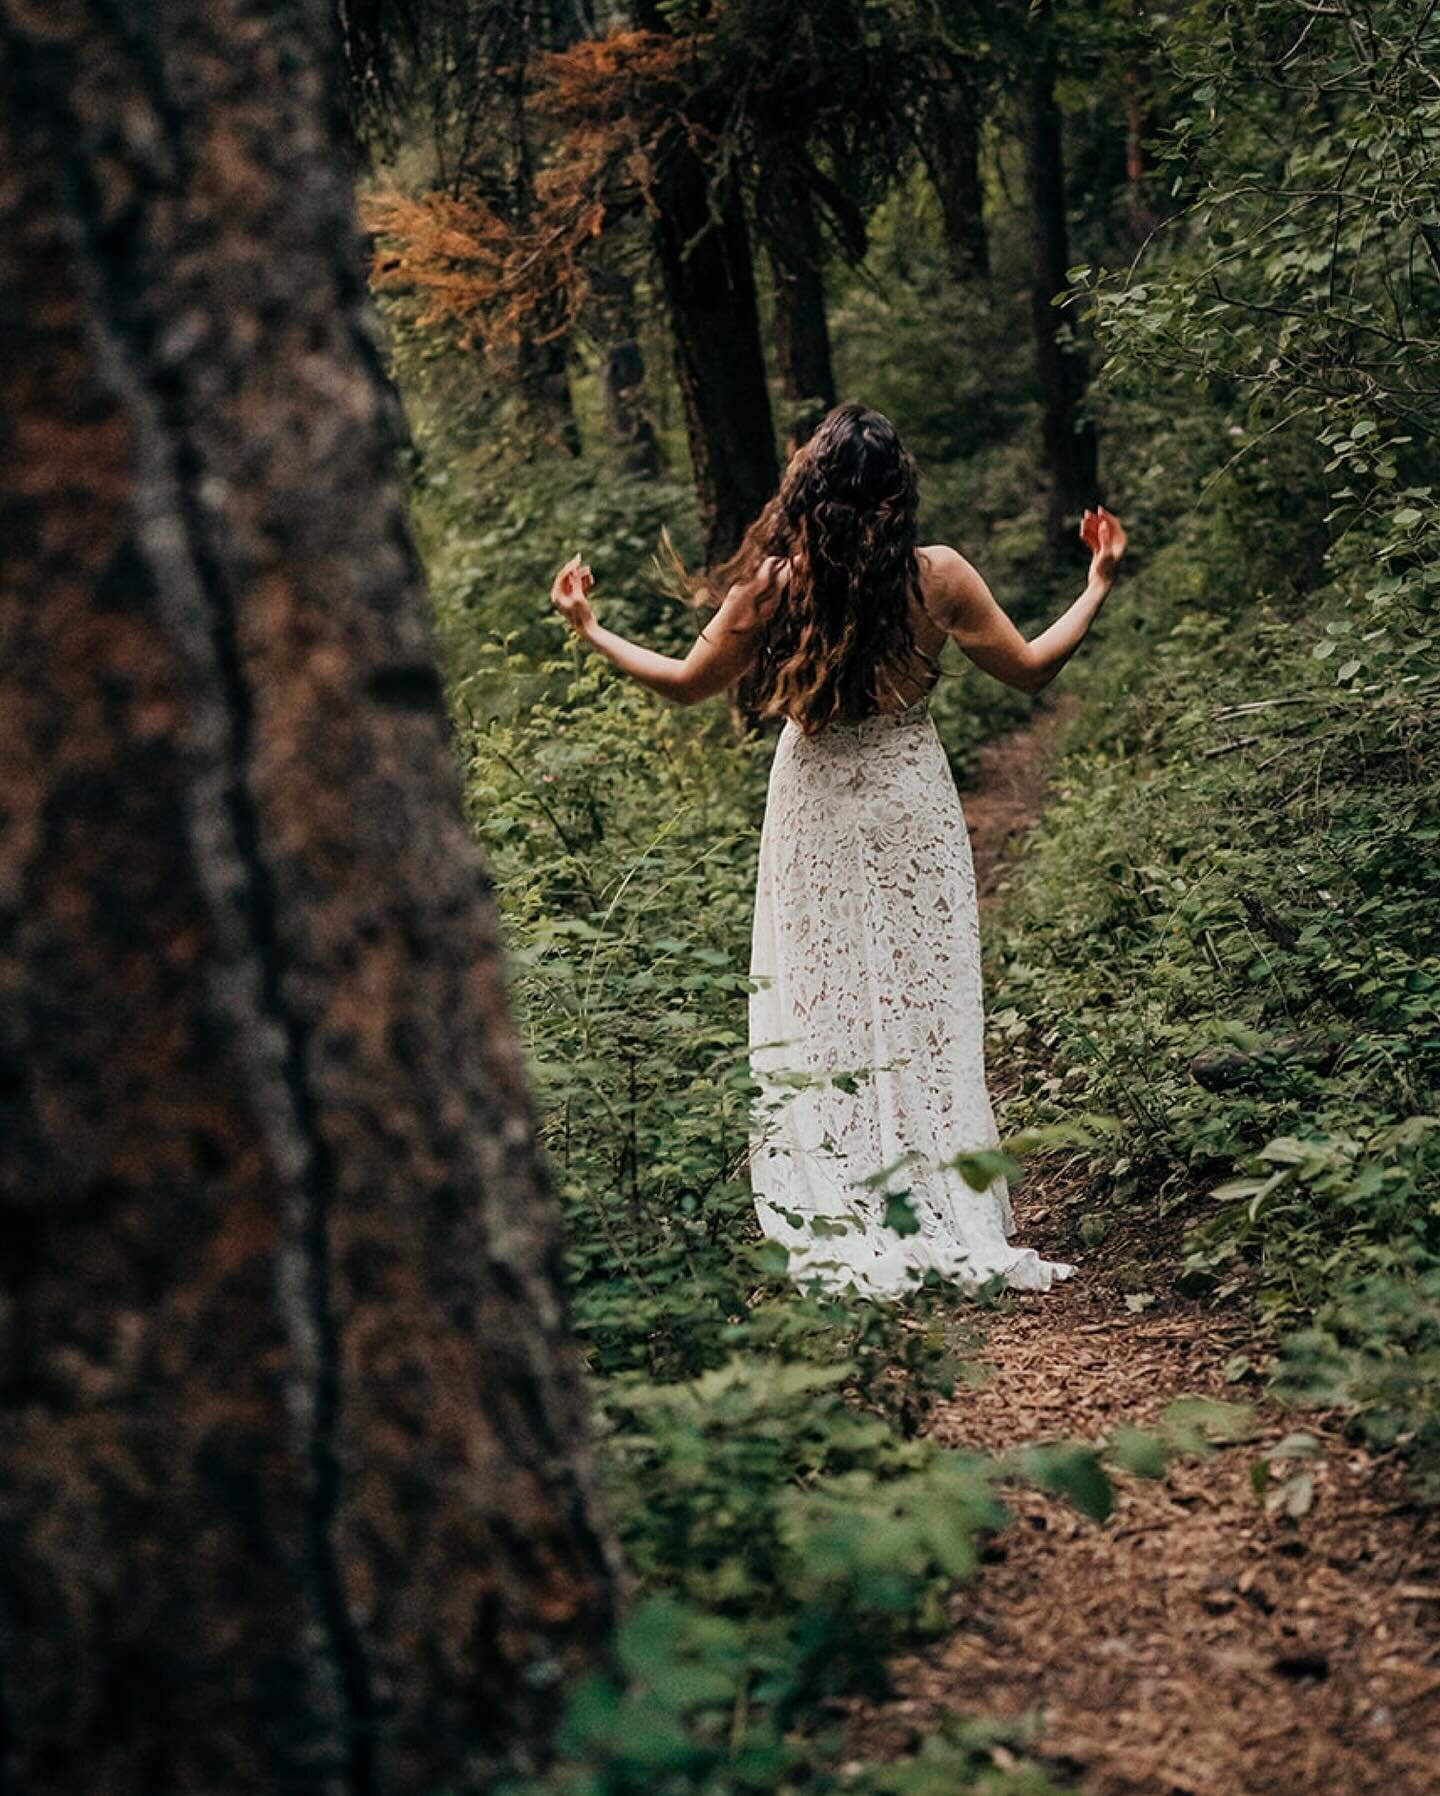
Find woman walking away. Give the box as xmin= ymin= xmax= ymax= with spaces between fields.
xmin=551 ymin=401 xmax=1126 ymax=1298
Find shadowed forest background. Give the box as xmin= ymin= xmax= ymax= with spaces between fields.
xmin=349 ymin=0 xmax=1439 ymax=1786
xmin=1 ymin=0 xmax=1437 ymax=1791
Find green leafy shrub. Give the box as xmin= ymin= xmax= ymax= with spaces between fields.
xmin=991 ymin=0 xmax=1440 ymax=1483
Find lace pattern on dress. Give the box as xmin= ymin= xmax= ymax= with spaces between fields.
xmin=747 ymin=696 xmax=1075 ymax=1297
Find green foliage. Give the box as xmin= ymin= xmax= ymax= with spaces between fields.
xmin=1278 ymin=1270 xmax=1440 ymax=1498
xmin=456 ymin=630 xmax=1085 ymax=1787
xmin=497 ymin=1598 xmax=1065 ymax=1796
xmin=991 ymin=0 xmax=1440 ymax=1486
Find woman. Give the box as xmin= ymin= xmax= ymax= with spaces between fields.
xmin=550 ymin=402 xmax=1126 ymax=1298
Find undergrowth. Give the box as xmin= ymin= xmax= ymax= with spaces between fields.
xmin=993 ymin=0 xmax=1440 ymax=1493
xmin=459 ymin=645 xmax=1100 ymax=1794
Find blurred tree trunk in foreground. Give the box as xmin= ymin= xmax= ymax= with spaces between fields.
xmin=1020 ymin=0 xmax=1100 ymax=547
xmin=0 ymin=1 xmax=615 ymax=1791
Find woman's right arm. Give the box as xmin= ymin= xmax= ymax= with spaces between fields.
xmin=920 ymin=507 xmax=1127 ymax=695
xmin=550 ymin=553 xmax=776 ymax=705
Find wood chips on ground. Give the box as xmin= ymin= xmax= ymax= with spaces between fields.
xmin=847 ymin=1185 xmax=1440 ymax=1794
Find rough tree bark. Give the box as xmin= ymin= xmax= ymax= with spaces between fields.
xmin=0 ymin=2 xmax=615 ymax=1792
xmin=923 ymin=66 xmax=991 ymax=282
xmin=1020 ymin=0 xmax=1101 ymax=547
xmin=651 ymin=138 xmax=780 ymax=564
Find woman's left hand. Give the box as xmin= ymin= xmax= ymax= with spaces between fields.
xmin=551 ymin=552 xmax=596 ymax=640
xmin=1079 ymin=506 xmax=1127 ymax=587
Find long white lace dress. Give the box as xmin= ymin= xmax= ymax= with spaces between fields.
xmin=748 ymin=692 xmax=1075 ymax=1298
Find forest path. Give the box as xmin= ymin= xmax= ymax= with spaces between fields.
xmin=848 ymin=700 xmax=1440 ymax=1796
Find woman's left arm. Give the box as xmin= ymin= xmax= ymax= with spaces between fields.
xmin=550 ymin=553 xmax=767 ymax=706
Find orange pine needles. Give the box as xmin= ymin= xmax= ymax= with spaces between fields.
xmin=362 ymin=31 xmax=697 ymax=350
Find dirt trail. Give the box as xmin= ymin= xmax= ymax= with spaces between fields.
xmin=959 ymin=694 xmax=1080 ymax=902
xmin=849 ymin=700 xmax=1440 ymax=1796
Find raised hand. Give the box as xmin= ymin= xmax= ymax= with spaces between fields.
xmin=1079 ymin=505 xmax=1128 ymax=586
xmin=550 ymin=551 xmax=596 ymax=639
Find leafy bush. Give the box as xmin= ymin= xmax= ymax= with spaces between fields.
xmin=990 ymin=0 xmax=1440 ymax=1482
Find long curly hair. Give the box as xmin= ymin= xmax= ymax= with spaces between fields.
xmin=682 ymin=403 xmax=936 ymax=735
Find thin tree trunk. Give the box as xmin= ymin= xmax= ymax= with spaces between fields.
xmin=924 ymin=69 xmax=991 ymax=282
xmin=650 ymin=141 xmax=779 ymax=565
xmin=518 ymin=313 xmax=584 ymax=456
xmin=0 ymin=3 xmax=614 ymax=1791
xmin=506 ymin=32 xmax=582 ymax=456
xmin=1124 ymin=64 xmax=1158 ymax=245
xmin=595 ymin=267 xmax=661 ymax=477
xmin=1020 ymin=1 xmax=1100 ymax=548
xmin=763 ymin=170 xmax=837 ymax=449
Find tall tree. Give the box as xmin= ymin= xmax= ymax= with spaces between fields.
xmin=1122 ymin=60 xmax=1159 ymax=245
xmin=634 ymin=0 xmax=780 ymax=559
xmin=595 ymin=264 xmax=662 ymax=476
xmin=1019 ymin=0 xmax=1101 ymax=545
xmin=358 ymin=0 xmax=931 ymax=560
xmin=923 ymin=60 xmax=991 ymax=282
xmin=651 ymin=143 xmax=779 ymax=560
xmin=759 ymin=159 xmax=838 ymax=447
xmin=349 ymin=0 xmax=586 ymax=453
xmin=503 ymin=34 xmax=584 ymax=455
xmin=0 ymin=1 xmax=614 ymax=1790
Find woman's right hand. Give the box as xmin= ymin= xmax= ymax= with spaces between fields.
xmin=550 ymin=552 xmax=596 ymax=639
xmin=1080 ymin=505 xmax=1127 ymax=587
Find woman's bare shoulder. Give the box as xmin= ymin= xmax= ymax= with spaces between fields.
xmin=723 ymin=555 xmax=791 ymax=615
xmin=916 ymin=544 xmax=984 ymax=627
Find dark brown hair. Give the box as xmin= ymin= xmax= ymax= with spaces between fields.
xmin=682 ymin=403 xmax=936 ymax=734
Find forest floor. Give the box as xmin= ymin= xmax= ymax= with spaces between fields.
xmin=846 ymin=699 xmax=1440 ymax=1796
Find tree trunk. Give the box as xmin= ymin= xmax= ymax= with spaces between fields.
xmin=502 ymin=16 xmax=582 ymax=457
xmin=0 ymin=3 xmax=615 ymax=1792
xmin=923 ymin=70 xmax=991 ymax=282
xmin=518 ymin=314 xmax=584 ymax=457
xmin=594 ymin=267 xmax=661 ymax=478
xmin=763 ymin=170 xmax=837 ymax=450
xmin=650 ymin=140 xmax=779 ymax=564
xmin=1123 ymin=64 xmax=1158 ymax=245
xmin=1020 ymin=2 xmax=1100 ymax=547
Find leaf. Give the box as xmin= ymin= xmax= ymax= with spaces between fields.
xmin=883 ymin=1192 xmax=921 ymax=1237
xmin=1161 ymin=1396 xmax=1257 ymax=1447
xmin=1265 ymin=1469 xmax=1315 ymax=1518
xmin=1016 ymin=1444 xmax=1114 ymax=1523
xmin=1267 ymin=1431 xmax=1320 ymax=1460
xmin=947 ymin=1147 xmax=1021 ymax=1191
xmin=1108 ymin=1425 xmax=1170 ymax=1479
